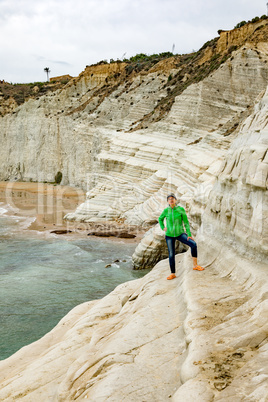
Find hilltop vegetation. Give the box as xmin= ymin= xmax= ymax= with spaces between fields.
xmin=234 ymin=14 xmax=267 ymax=29
xmin=0 ymin=16 xmax=267 ymax=116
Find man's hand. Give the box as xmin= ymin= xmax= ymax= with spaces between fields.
xmin=187 ymin=236 xmax=194 ymax=241
xmin=164 ymin=227 xmax=167 ymax=232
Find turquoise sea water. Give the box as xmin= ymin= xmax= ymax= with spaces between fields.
xmin=0 ymin=209 xmax=148 ymax=360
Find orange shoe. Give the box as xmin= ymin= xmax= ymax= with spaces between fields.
xmin=167 ymin=274 xmax=176 ymax=280
xmin=193 ymin=265 xmax=204 ymax=271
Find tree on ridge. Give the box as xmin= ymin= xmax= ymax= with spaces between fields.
xmin=44 ymin=67 xmax=50 ymax=82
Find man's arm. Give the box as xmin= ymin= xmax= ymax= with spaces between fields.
xmin=158 ymin=208 xmax=167 ymax=230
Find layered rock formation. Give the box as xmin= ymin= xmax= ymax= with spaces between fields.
xmin=0 ymin=20 xmax=267 ymax=400
xmin=0 ymin=225 xmax=266 ymax=400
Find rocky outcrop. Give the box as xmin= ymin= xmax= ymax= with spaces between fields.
xmin=170 ymin=88 xmax=268 ymax=400
xmin=216 ymin=18 xmax=268 ymax=54
xmin=50 ymin=74 xmax=73 ymax=83
xmin=204 ymin=89 xmax=268 ymax=259
xmin=0 ymin=94 xmax=17 ymax=116
xmin=132 ymin=74 xmax=268 ymax=268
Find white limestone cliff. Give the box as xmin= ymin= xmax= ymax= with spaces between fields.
xmin=0 ymin=71 xmax=267 ymax=402
xmin=0 ymin=22 xmax=267 ymax=400
xmin=64 ymin=46 xmax=268 ymax=229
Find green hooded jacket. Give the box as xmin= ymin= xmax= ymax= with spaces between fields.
xmin=158 ymin=205 xmax=192 ymax=237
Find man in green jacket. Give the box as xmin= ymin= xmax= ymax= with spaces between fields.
xmin=158 ymin=193 xmax=204 ymax=280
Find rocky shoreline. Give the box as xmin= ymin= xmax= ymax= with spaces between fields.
xmin=0 ymin=181 xmax=147 ymax=244
xmin=0 ymin=236 xmax=266 ymax=400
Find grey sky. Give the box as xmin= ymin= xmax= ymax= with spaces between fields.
xmin=0 ymin=0 xmax=266 ymax=83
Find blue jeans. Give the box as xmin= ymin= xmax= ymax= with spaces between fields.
xmin=165 ymin=233 xmax=197 ymax=273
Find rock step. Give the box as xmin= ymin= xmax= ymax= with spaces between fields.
xmin=172 ymin=240 xmax=267 ymax=401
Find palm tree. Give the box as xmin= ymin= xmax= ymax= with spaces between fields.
xmin=44 ymin=67 xmax=50 ymax=82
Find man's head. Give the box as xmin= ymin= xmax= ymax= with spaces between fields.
xmin=167 ymin=193 xmax=177 ymax=207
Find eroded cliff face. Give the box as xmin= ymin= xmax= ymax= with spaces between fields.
xmin=63 ymin=45 xmax=267 ymax=227
xmin=0 ymin=87 xmax=266 ymax=402
xmin=216 ymin=18 xmax=268 ymax=54
xmin=0 ymin=21 xmax=267 ymax=401
xmin=1 ymin=21 xmax=267 ymax=192
xmin=205 ymin=92 xmax=268 ymax=258
xmin=170 ymin=87 xmax=268 ymax=400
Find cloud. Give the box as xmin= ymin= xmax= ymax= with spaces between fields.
xmin=34 ymin=55 xmax=72 ymax=66
xmin=0 ymin=0 xmax=266 ymax=83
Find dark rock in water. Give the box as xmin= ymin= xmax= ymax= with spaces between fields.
xmin=105 ymin=264 xmax=112 ymax=268
xmin=87 ymin=231 xmax=135 ymax=238
xmin=104 ymin=231 xmax=118 ymax=236
xmin=50 ymin=230 xmax=72 ymax=234
xmin=87 ymin=232 xmax=110 ymax=237
xmin=113 ymin=259 xmax=120 ymax=262
xmin=117 ymin=232 xmax=136 ymax=238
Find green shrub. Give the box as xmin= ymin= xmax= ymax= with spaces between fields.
xmin=234 ymin=21 xmax=247 ymax=29
xmin=251 ymin=16 xmax=260 ymax=23
xmin=129 ymin=53 xmax=148 ymax=62
xmin=127 ymin=52 xmax=174 ymax=63
xmin=159 ymin=52 xmax=173 ymax=58
xmin=54 ymin=171 xmax=62 ymax=184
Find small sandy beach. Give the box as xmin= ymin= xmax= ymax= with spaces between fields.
xmin=0 ymin=181 xmax=146 ymax=243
